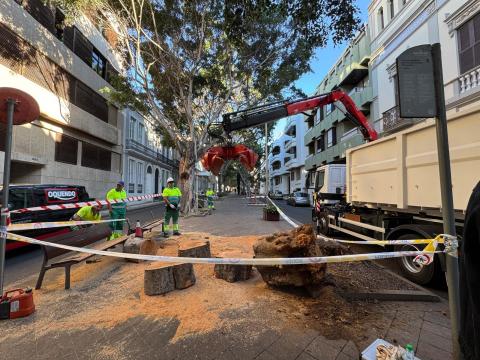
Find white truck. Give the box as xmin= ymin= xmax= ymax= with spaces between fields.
xmin=310 ymin=114 xmax=480 ymax=284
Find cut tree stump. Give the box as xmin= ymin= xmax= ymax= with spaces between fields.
xmin=123 ymin=235 xmax=144 ymax=263
xmin=214 ymin=264 xmax=252 ymax=283
xmin=144 ymin=263 xmax=196 ymax=296
xmin=144 ymin=264 xmax=175 ymax=295
xmin=139 ymin=238 xmax=159 ymax=255
xmin=178 ymin=241 xmax=211 ymax=258
xmin=172 ymin=263 xmax=196 ymax=289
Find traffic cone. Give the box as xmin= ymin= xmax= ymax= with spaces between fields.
xmin=135 ymin=220 xmax=143 ymax=238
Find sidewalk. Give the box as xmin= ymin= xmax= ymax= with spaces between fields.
xmin=0 ymin=195 xmax=453 ymax=360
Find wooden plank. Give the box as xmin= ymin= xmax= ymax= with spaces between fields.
xmin=52 ymin=235 xmax=127 ymax=264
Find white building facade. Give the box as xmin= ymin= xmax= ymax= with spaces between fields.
xmin=368 ymin=0 xmax=478 ymax=136
xmin=268 ymin=134 xmax=291 ymax=195
xmin=284 ymin=114 xmax=308 ymax=193
xmin=123 ymin=109 xmax=179 ymax=202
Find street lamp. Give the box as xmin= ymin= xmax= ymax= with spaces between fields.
xmin=0 ymin=88 xmax=40 ymax=295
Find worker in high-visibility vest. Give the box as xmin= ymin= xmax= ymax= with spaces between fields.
xmin=106 ymin=181 xmax=127 ymax=240
xmin=206 ymin=188 xmax=215 ymax=210
xmin=70 ymin=204 xmax=102 ymax=231
xmin=162 ymin=177 xmax=182 ymax=237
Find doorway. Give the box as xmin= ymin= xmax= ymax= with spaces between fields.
xmin=154 ymin=168 xmax=159 ymax=194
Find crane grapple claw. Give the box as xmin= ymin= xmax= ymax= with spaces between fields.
xmin=201 ymin=145 xmax=259 ymax=176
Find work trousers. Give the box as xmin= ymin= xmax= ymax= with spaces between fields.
xmin=164 ymin=208 xmax=179 ymax=232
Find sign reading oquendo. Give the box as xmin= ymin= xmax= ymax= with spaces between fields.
xmin=44 ymin=188 xmax=78 ymax=203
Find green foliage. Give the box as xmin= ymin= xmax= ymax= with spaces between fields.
xmin=263 ymin=204 xmax=279 ymax=214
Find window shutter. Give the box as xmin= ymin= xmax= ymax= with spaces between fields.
xmin=73 ymin=28 xmax=93 ymax=66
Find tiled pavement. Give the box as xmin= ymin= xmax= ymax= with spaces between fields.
xmin=0 ymin=196 xmax=454 ymax=360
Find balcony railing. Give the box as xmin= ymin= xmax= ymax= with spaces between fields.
xmin=125 ymin=139 xmax=176 ymax=167
xmin=459 ymin=65 xmax=480 ymax=94
xmin=382 ymin=106 xmax=422 ymax=134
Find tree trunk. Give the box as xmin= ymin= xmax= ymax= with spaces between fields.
xmin=178 ymin=150 xmax=196 ymax=215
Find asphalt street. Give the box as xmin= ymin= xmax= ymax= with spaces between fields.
xmin=4 ymin=202 xmax=166 ymax=286
xmin=270 ymin=199 xmax=312 ymax=226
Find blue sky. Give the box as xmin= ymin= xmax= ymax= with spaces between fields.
xmin=272 ymin=0 xmax=370 ymax=140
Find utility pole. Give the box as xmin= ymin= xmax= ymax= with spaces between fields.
xmin=431 ymin=43 xmax=461 ymax=359
xmin=0 ymin=88 xmax=39 ymax=295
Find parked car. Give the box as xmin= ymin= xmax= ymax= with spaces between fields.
xmin=269 ymin=191 xmax=284 ymax=200
xmin=286 ymin=192 xmax=310 ymax=207
xmin=0 ymin=184 xmax=92 ymax=251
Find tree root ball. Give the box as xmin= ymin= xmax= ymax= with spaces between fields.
xmin=253 ymin=225 xmax=348 ymax=289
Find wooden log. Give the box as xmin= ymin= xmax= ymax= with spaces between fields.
xmin=144 ymin=264 xmax=175 ymax=295
xmin=214 ymin=264 xmax=252 ymax=283
xmin=172 ymin=263 xmax=196 ymax=289
xmin=178 ymin=241 xmax=211 ymax=258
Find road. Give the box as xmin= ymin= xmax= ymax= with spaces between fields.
xmin=4 ymin=203 xmax=165 ymax=286
xmin=270 ymin=199 xmax=312 ymax=225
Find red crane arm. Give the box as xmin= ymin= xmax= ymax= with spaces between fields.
xmin=285 ymin=90 xmax=378 ymax=141
xmin=222 ymin=90 xmax=378 ymax=141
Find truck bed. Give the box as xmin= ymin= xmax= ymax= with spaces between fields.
xmin=346 ymin=112 xmax=480 ymax=214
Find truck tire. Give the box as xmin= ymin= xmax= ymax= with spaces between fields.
xmin=316 ymin=212 xmax=331 ymax=236
xmin=394 ymin=233 xmax=435 ymax=285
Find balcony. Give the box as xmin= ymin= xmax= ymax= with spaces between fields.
xmin=458 ymin=65 xmax=480 ymax=94
xmin=382 ymin=106 xmax=423 ymax=135
xmin=285 ymin=138 xmax=297 ymax=151
xmin=285 ymin=156 xmax=300 ymax=169
xmin=349 ymin=86 xmax=373 ymax=108
xmin=125 ymin=139 xmax=176 ymax=167
xmin=285 ymin=119 xmax=296 ymax=136
xmin=338 ymin=63 xmax=369 ymax=86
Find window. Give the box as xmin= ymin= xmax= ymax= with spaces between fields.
xmin=55 ymin=134 xmax=78 ymax=165
xmin=81 ymin=142 xmax=111 ymax=171
xmin=458 ymin=13 xmax=480 ymax=74
xmin=129 ymin=117 xmax=136 ymax=140
xmin=128 ymin=159 xmax=135 ymax=193
xmin=388 ymin=0 xmax=394 ymax=19
xmin=137 ymin=162 xmax=144 ymax=193
xmin=327 ymin=127 xmax=337 ymax=148
xmin=316 ymin=135 xmax=325 ymax=153
xmin=290 ymin=172 xmax=295 ymax=181
xmin=92 ymin=49 xmax=106 ymax=77
xmin=8 ymin=188 xmax=33 ymax=210
xmin=308 ymin=142 xmax=315 ymax=155
xmin=393 ymin=74 xmax=400 ymax=106
xmin=378 ymin=7 xmax=385 ymax=31
xmin=138 ymin=123 xmax=145 ymax=144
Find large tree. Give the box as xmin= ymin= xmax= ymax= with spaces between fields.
xmin=59 ymin=0 xmax=360 ymax=213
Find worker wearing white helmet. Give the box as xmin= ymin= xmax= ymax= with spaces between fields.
xmin=162 ymin=177 xmax=182 ymax=237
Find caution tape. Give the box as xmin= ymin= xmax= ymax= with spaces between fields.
xmin=316 ymin=234 xmax=445 ymax=246
xmin=6 ymin=231 xmax=442 ymax=266
xmin=267 ymin=197 xmax=300 ymax=228
xmin=7 ymin=219 xmax=127 ymax=232
xmin=10 ymin=193 xmax=162 ymax=214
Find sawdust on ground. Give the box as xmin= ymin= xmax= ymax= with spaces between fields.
xmin=1 ymin=231 xmax=423 ymax=348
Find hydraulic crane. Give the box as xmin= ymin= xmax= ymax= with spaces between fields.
xmin=201 ymin=90 xmax=378 ymax=175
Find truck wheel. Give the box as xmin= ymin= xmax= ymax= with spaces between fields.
xmin=317 ymin=212 xmax=331 ymax=237
xmin=394 ymin=233 xmax=435 ymax=285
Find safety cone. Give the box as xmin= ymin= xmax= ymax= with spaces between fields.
xmin=135 ymin=220 xmax=143 ymax=238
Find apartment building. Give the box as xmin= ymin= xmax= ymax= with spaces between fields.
xmin=304 ymin=26 xmax=373 ymax=174
xmin=368 ymin=0 xmax=479 ymax=137
xmin=268 ymin=134 xmax=291 ymax=195
xmin=283 ymin=114 xmax=308 ymax=193
xmin=0 ymin=0 xmax=122 ymax=199
xmin=122 ymin=109 xmax=179 ymax=201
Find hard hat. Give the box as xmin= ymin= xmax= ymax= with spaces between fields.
xmin=167 ymin=177 xmax=174 ymax=183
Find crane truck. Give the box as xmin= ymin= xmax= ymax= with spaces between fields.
xmin=206 ymin=90 xmax=478 ymax=285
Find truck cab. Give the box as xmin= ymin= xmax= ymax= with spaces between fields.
xmin=309 ymin=164 xmax=346 ymax=205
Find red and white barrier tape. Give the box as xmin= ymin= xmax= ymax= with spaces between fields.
xmin=10 ymin=193 xmax=162 ymax=214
